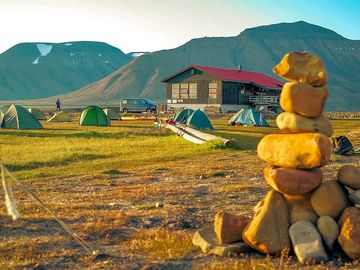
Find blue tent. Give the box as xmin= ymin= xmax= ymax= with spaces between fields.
xmin=229 ymin=109 xmax=269 ymax=126
xmin=173 ymin=108 xmax=194 ymax=123
xmin=186 ymin=109 xmax=214 ymax=130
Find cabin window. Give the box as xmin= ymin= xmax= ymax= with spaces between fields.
xmin=171 ymin=84 xmax=179 ymax=98
xmin=180 ymin=83 xmax=189 ymax=99
xmin=208 ymin=82 xmax=217 ymax=99
xmin=189 ymin=83 xmax=197 ymax=99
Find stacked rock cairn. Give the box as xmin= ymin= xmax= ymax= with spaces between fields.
xmin=193 ymin=52 xmax=360 ymax=264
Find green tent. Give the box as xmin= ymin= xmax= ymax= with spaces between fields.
xmin=173 ymin=108 xmax=194 ymax=123
xmin=28 ymin=108 xmax=46 ymax=120
xmin=47 ymin=111 xmax=72 ymax=122
xmin=0 ymin=105 xmax=11 ymax=114
xmin=103 ymin=108 xmax=121 ymax=120
xmin=186 ymin=109 xmax=213 ymax=130
xmin=80 ymin=105 xmax=110 ymax=126
xmin=229 ymin=109 xmax=269 ymax=126
xmin=1 ymin=104 xmax=43 ymax=129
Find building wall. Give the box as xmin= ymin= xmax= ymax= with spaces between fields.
xmin=166 ymin=72 xmax=223 ymax=105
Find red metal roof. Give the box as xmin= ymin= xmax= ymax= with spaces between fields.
xmin=193 ymin=65 xmax=283 ymax=89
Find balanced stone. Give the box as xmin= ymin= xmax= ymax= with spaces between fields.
xmin=284 ymin=194 xmax=318 ymax=224
xmin=264 ymin=166 xmax=322 ymax=195
xmin=257 ymin=133 xmax=331 ymax=169
xmin=289 ymin=220 xmax=328 ymax=264
xmin=276 ymin=112 xmax=333 ymax=137
xmin=317 ymin=216 xmax=339 ymax=250
xmin=242 ymin=190 xmax=290 ymax=255
xmin=272 ymin=51 xmax=327 ymax=86
xmin=338 ymin=165 xmax=360 ymax=190
xmin=349 ymin=190 xmax=360 ymax=204
xmin=280 ymin=82 xmax=328 ymax=118
xmin=310 ymin=180 xmax=350 ymax=219
xmin=192 ymin=227 xmax=251 ymax=256
xmin=214 ymin=211 xmax=250 ymax=244
xmin=338 ymin=207 xmax=360 ymax=260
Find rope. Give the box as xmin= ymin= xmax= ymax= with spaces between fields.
xmin=0 ymin=161 xmax=97 ymax=256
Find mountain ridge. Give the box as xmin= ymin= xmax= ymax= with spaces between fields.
xmin=1 ymin=21 xmax=360 ymax=111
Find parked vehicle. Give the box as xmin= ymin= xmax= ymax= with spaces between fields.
xmin=120 ymin=98 xmax=157 ymax=114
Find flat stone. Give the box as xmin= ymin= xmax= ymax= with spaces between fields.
xmin=284 ymin=194 xmax=318 ymax=224
xmin=280 ymin=82 xmax=328 ymax=118
xmin=242 ymin=190 xmax=290 ymax=255
xmin=192 ymin=227 xmax=251 ymax=256
xmin=310 ymin=180 xmax=350 ymax=220
xmin=257 ymin=133 xmax=331 ymax=169
xmin=276 ymin=112 xmax=333 ymax=137
xmin=273 ymin=51 xmax=327 ymax=86
xmin=317 ymin=216 xmax=339 ymax=250
xmin=289 ymin=220 xmax=328 ymax=264
xmin=338 ymin=207 xmax=360 ymax=260
xmin=264 ymin=166 xmax=322 ymax=195
xmin=214 ymin=211 xmax=250 ymax=244
xmin=349 ymin=190 xmax=360 ymax=204
xmin=338 ymin=165 xmax=360 ymax=190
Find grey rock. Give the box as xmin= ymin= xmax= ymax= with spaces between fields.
xmin=289 ymin=220 xmax=328 ymax=264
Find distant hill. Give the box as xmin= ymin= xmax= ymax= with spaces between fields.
xmin=3 ymin=21 xmax=360 ymax=111
xmin=0 ymin=41 xmax=132 ymax=100
xmin=47 ymin=21 xmax=359 ymax=111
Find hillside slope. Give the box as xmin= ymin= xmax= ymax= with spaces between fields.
xmin=0 ymin=41 xmax=132 ymax=100
xmin=6 ymin=22 xmax=360 ymax=111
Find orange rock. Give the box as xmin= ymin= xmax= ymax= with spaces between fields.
xmin=242 ymin=190 xmax=290 ymax=255
xmin=310 ymin=180 xmax=350 ymax=219
xmin=214 ymin=211 xmax=251 ymax=244
xmin=264 ymin=166 xmax=322 ymax=195
xmin=257 ymin=133 xmax=331 ymax=169
xmin=273 ymin=51 xmax=327 ymax=86
xmin=276 ymin=112 xmax=333 ymax=137
xmin=284 ymin=194 xmax=318 ymax=224
xmin=338 ymin=165 xmax=360 ymax=190
xmin=338 ymin=207 xmax=360 ymax=260
xmin=280 ymin=82 xmax=328 ymax=118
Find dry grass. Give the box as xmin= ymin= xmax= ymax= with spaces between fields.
xmin=0 ymin=116 xmax=359 ymax=269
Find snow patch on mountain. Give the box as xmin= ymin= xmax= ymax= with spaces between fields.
xmin=37 ymin=44 xmax=52 ymax=56
xmin=32 ymin=44 xmax=53 ymax=64
xmin=65 ymin=43 xmax=73 ymax=46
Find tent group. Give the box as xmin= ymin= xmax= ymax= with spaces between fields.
xmin=229 ymin=109 xmax=269 ymax=127
xmin=0 ymin=105 xmax=43 ymax=129
xmin=172 ymin=108 xmax=213 ymax=130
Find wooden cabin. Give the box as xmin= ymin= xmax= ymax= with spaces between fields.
xmin=161 ymin=65 xmax=283 ymax=112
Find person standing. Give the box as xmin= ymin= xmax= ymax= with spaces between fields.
xmin=56 ymin=99 xmax=61 ymax=111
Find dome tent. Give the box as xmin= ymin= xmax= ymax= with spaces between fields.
xmin=229 ymin=109 xmax=269 ymax=126
xmin=103 ymin=108 xmax=120 ymax=120
xmin=0 ymin=105 xmax=11 ymax=114
xmin=186 ymin=109 xmax=213 ymax=130
xmin=1 ymin=104 xmax=43 ymax=129
xmin=173 ymin=108 xmax=194 ymax=124
xmin=47 ymin=111 xmax=72 ymax=122
xmin=80 ymin=106 xmax=110 ymax=126
xmin=28 ymin=108 xmax=46 ymax=120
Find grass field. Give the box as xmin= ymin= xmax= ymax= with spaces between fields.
xmin=0 ymin=116 xmax=359 ymax=269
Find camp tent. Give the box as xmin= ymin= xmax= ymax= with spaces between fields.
xmin=173 ymin=108 xmax=194 ymax=124
xmin=47 ymin=111 xmax=72 ymax=122
xmin=80 ymin=106 xmax=110 ymax=126
xmin=103 ymin=108 xmax=120 ymax=120
xmin=186 ymin=109 xmax=213 ymax=130
xmin=1 ymin=104 xmax=43 ymax=129
xmin=0 ymin=105 xmax=11 ymax=114
xmin=229 ymin=109 xmax=269 ymax=126
xmin=28 ymin=108 xmax=46 ymax=120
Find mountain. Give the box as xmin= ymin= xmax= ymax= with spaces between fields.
xmin=4 ymin=21 xmax=360 ymax=111
xmin=0 ymin=41 xmax=132 ymax=100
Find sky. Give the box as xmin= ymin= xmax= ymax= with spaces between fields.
xmin=0 ymin=0 xmax=359 ymax=54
